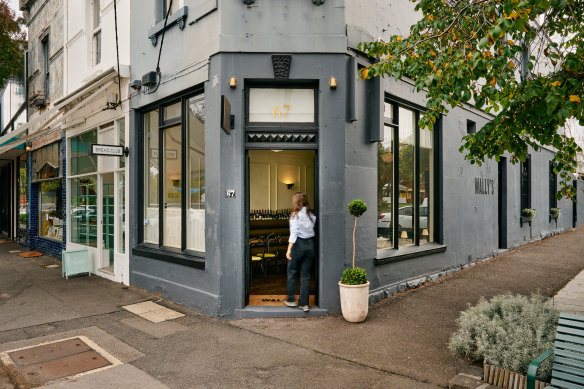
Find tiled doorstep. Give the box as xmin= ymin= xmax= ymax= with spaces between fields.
xmin=122 ymin=301 xmax=184 ymax=323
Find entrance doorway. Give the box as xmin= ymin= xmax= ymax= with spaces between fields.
xmin=0 ymin=161 xmax=12 ymax=238
xmin=246 ymin=149 xmax=317 ymax=306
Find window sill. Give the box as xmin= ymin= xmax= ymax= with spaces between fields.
xmin=148 ymin=6 xmax=188 ymax=46
xmin=375 ymin=243 xmax=447 ymax=266
xmin=132 ymin=244 xmax=205 ymax=270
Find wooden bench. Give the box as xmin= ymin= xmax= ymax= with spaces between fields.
xmin=527 ymin=312 xmax=584 ymax=389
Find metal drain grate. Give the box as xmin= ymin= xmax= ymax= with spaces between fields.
xmin=7 ymin=338 xmax=111 ymax=385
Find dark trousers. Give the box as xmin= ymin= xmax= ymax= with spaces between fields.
xmin=287 ymin=237 xmax=314 ymax=306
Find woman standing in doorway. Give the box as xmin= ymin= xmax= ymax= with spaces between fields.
xmin=284 ymin=192 xmax=316 ymax=312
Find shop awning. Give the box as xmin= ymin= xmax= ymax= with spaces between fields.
xmin=0 ymin=68 xmax=119 ymax=155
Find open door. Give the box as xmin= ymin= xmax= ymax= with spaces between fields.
xmin=245 ymin=149 xmax=317 ymax=306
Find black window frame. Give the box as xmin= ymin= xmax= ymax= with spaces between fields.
xmin=375 ymin=95 xmax=445 ymax=265
xmin=40 ymin=31 xmax=50 ymax=99
xmin=549 ymin=161 xmax=557 ymax=212
xmin=520 ymin=155 xmax=531 ymax=212
xmin=133 ymin=85 xmax=205 ymax=269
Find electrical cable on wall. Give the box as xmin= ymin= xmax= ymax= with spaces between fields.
xmin=145 ymin=0 xmax=173 ymax=94
xmin=104 ymin=0 xmax=122 ymax=110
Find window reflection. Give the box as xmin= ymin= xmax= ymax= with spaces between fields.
xmin=144 ymin=110 xmax=159 ymax=245
xmin=377 ymin=125 xmax=393 ymax=249
xmin=419 ymin=126 xmax=433 ymax=244
xmin=398 ymin=107 xmax=415 ymax=247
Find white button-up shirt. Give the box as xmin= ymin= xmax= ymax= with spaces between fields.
xmin=289 ymin=207 xmax=316 ymax=243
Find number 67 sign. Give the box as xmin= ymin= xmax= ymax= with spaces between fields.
xmin=249 ymin=88 xmax=314 ymax=123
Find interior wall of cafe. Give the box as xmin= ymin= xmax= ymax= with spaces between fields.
xmin=249 ymin=150 xmax=315 ymax=211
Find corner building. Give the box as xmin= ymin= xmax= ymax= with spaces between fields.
xmin=129 ymin=0 xmax=584 ymax=318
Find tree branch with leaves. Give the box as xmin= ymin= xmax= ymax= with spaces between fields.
xmin=0 ymin=1 xmax=26 ymax=90
xmin=359 ymin=0 xmax=584 ymax=199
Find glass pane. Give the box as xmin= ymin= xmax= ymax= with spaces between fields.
xmin=163 ymin=102 xmax=181 ymax=122
xmin=187 ymin=95 xmax=205 ymax=252
xmin=398 ymin=107 xmax=415 ymax=247
xmin=248 ymin=88 xmax=315 ymax=123
xmin=39 ymin=180 xmax=63 ymax=240
xmin=117 ymin=171 xmax=125 ymax=254
xmin=102 ymin=173 xmax=114 ymax=267
xmin=93 ymin=0 xmax=100 ymax=27
xmin=163 ymin=125 xmax=182 ymax=248
xmin=99 ymin=126 xmax=117 ymax=171
xmin=70 ymin=176 xmax=97 ymax=247
xmin=377 ymin=125 xmax=393 ymax=249
xmin=32 ymin=142 xmax=61 ymax=181
xmin=419 ymin=126 xmax=433 ymax=244
xmin=18 ymin=155 xmax=27 ymax=235
xmin=118 ymin=119 xmax=125 ymax=168
xmin=93 ymin=30 xmax=101 ymax=65
xmin=144 ymin=110 xmax=159 ymax=244
xmin=70 ymin=130 xmax=97 ymax=176
xmin=384 ymin=102 xmax=394 ymax=121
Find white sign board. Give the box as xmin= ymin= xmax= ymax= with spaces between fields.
xmin=90 ymin=144 xmax=124 ymax=156
xmin=249 ymin=88 xmax=314 ymax=123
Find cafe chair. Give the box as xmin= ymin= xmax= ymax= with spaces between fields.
xmin=249 ymin=236 xmax=267 ymax=279
xmin=257 ymin=233 xmax=279 ymax=276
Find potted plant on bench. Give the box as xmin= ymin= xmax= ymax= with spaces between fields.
xmin=449 ymin=293 xmax=558 ymax=389
xmin=339 ymin=199 xmax=370 ymax=323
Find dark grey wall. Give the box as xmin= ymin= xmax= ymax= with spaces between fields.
xmin=213 ymin=52 xmax=349 ymax=314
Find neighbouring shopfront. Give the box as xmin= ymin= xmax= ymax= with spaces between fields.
xmin=66 ymin=118 xmax=128 ymax=282
xmin=28 ymin=138 xmax=66 ymax=258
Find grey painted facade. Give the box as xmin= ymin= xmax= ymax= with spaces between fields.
xmin=129 ymin=0 xmax=584 ymax=318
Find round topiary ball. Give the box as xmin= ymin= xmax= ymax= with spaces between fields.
xmin=348 ymin=199 xmax=367 ymax=217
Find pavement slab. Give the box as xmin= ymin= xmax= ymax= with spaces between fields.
xmin=0 ymin=229 xmax=583 ymax=388
xmin=230 ymin=227 xmax=584 ymax=387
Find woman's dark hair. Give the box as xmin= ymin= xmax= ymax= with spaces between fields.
xmin=290 ymin=192 xmax=313 ymax=219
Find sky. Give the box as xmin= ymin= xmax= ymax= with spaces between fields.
xmin=6 ymin=0 xmax=22 ymax=16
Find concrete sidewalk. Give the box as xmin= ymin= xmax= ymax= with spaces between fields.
xmin=0 ymin=226 xmax=583 ymax=388
xmin=550 ymin=268 xmax=584 ymax=314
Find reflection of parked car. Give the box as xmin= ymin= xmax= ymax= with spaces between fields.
xmin=377 ymin=206 xmax=428 ymax=236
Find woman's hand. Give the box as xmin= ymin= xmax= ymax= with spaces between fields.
xmin=286 ymin=249 xmax=292 ymax=260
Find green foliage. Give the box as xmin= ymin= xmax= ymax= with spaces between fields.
xmin=348 ymin=199 xmax=368 ymax=218
xmin=550 ymin=207 xmax=561 ymax=217
xmin=522 ymin=208 xmax=536 ymax=218
xmin=0 ymin=1 xmax=26 ymax=89
xmin=449 ymin=293 xmax=559 ymax=382
xmin=359 ymin=0 xmax=584 ymax=200
xmin=341 ymin=267 xmax=368 ymax=285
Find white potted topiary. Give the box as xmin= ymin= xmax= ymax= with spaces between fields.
xmin=339 ymin=199 xmax=370 ymax=323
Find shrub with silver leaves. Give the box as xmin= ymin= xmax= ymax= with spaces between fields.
xmin=448 ymin=293 xmax=559 ymax=382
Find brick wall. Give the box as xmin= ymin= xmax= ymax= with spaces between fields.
xmin=25 ymin=135 xmax=66 ymax=259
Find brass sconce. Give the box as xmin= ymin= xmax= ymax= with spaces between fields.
xmin=329 ymin=77 xmax=337 ymax=89
xmin=229 ymin=77 xmax=237 ymax=89
xmin=25 ymin=142 xmax=32 ymax=152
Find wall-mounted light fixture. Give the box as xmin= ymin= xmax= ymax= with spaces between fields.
xmin=287 ymin=183 xmax=295 ymax=190
xmin=329 ymin=77 xmax=337 ymax=89
xmin=25 ymin=142 xmax=32 ymax=152
xmin=129 ymin=80 xmax=142 ymax=91
xmin=229 ymin=77 xmax=237 ymax=89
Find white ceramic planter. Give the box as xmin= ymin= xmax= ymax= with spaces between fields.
xmin=339 ymin=281 xmax=370 ymax=323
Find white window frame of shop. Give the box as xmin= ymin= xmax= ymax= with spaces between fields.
xmin=66 ymin=118 xmax=128 ymax=282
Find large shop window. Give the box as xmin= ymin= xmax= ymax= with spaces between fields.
xmin=377 ymin=100 xmax=435 ymax=252
xmin=142 ymin=92 xmax=206 ymax=258
xmin=32 ymin=142 xmax=63 ymax=240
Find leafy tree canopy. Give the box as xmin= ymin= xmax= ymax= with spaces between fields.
xmin=0 ymin=1 xmax=26 ymax=89
xmin=359 ymin=0 xmax=584 ymax=198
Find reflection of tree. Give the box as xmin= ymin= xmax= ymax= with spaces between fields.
xmin=377 ymin=143 xmax=393 ymax=212
xmin=398 ymin=142 xmax=431 ymax=199
xmin=40 ymin=180 xmax=62 ymax=218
